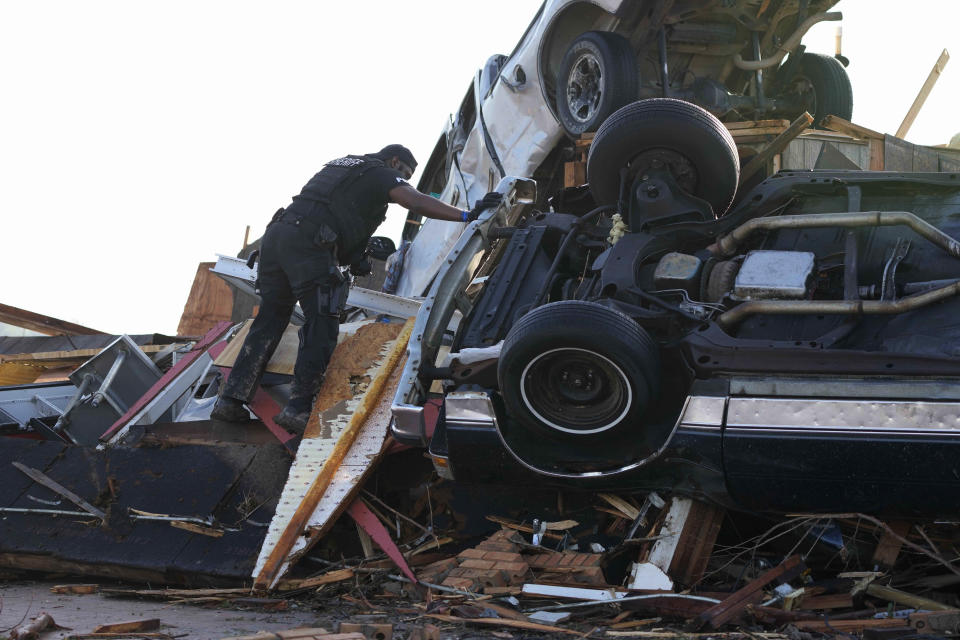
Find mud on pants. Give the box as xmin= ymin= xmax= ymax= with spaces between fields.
xmin=219 ymin=221 xmax=345 ymax=410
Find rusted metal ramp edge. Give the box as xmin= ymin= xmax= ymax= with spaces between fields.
xmin=252 ymin=318 xmax=413 ymax=589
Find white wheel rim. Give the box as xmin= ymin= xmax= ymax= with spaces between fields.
xmin=519 ymin=347 xmax=633 ymax=435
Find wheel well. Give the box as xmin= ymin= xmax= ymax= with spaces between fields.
xmin=538 ymin=2 xmax=619 ymax=120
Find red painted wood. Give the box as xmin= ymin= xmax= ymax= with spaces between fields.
xmin=348 ymin=498 xmax=418 ymax=583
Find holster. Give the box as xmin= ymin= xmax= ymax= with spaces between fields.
xmin=318 ymin=268 xmax=349 ymax=317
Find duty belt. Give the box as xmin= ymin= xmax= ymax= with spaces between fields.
xmin=279 ymin=211 xmax=340 ymax=251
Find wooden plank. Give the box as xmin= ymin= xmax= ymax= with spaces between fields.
xmin=729 ymin=127 xmax=789 ymax=137
xmin=797 ymin=593 xmax=854 ymax=610
xmin=598 ymin=493 xmax=641 ymax=520
xmin=92 ymin=619 xmax=160 ymax=633
xmin=50 ymin=584 xmax=99 ymax=594
xmin=896 ymin=49 xmax=950 ymax=139
xmin=0 ymin=344 xmax=173 ymax=365
xmin=563 ymin=161 xmax=586 ymax=188
xmin=884 ymin=135 xmax=916 ymax=171
xmin=425 ymin=615 xmax=583 ymax=636
xmin=869 ymin=137 xmax=885 ymax=170
xmin=213 ymin=319 xmax=300 ymax=375
xmin=667 ymin=500 xmax=725 ymax=587
xmin=276 ymin=568 xmax=355 ymax=591
xmin=12 ymin=462 xmax=106 ymax=520
xmin=793 ymin=618 xmax=910 ymax=634
xmin=866 ymin=583 xmax=953 ymax=611
xmin=0 ymin=361 xmax=46 ymax=386
xmin=0 ymin=303 xmax=104 ymax=336
xmin=871 ymin=520 xmax=912 ymax=568
xmin=698 ymin=555 xmax=803 ymax=629
xmin=739 ymin=113 xmax=813 ymax=186
xmin=648 ymin=498 xmax=692 ymax=574
xmin=821 ymin=115 xmax=884 ymax=140
xmin=725 ymin=119 xmax=790 ymax=130
xmin=253 ymin=319 xmax=414 ymax=590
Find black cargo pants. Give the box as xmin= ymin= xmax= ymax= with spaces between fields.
xmin=220 ymin=217 xmax=342 ymax=409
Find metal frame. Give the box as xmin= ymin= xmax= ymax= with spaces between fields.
xmin=390 ymin=177 xmax=536 ymax=445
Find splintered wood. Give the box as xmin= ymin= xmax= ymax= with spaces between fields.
xmin=306 ymin=321 xmax=406 ymax=438
xmin=252 ymin=319 xmax=412 ymax=590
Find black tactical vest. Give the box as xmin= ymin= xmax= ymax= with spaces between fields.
xmin=294 ymin=155 xmax=389 ymax=263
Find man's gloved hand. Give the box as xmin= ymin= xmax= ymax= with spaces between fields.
xmin=350 ymin=257 xmax=373 ymax=277
xmin=466 ymin=191 xmax=504 ymax=221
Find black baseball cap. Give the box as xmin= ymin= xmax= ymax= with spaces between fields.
xmin=379 ymin=144 xmax=417 ymax=170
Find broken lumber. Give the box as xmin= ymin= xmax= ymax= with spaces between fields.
xmin=896 ymin=48 xmax=950 ymax=139
xmin=697 ymin=555 xmax=804 ymax=629
xmin=0 ymin=303 xmax=103 ymax=336
xmin=50 ymin=584 xmax=99 ymax=594
xmin=865 ymin=582 xmax=953 ymax=611
xmin=276 ymin=568 xmax=355 ymax=591
xmin=871 ymin=520 xmax=912 ymax=568
xmin=220 ymin=632 xmax=365 ymax=640
xmin=10 ymin=612 xmax=57 ymax=640
xmin=92 ymin=619 xmax=160 ymax=634
xmin=793 ymin=618 xmax=911 ymax=634
xmin=253 ymin=319 xmax=413 ymax=590
xmin=738 ymin=111 xmax=813 ymax=185
xmin=425 ymin=614 xmax=583 ymax=636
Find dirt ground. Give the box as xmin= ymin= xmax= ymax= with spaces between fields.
xmin=0 ymin=580 xmax=326 ymax=640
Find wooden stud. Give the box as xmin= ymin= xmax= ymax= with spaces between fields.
xmin=896 ymin=49 xmax=950 ymax=139
xmin=738 ymin=112 xmax=813 ymax=186
xmin=698 ymin=555 xmax=804 ymax=629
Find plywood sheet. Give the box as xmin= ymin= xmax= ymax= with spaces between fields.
xmin=213 ymin=320 xmax=300 ymax=376
xmin=177 ymin=262 xmax=235 ymax=337
xmin=0 ymin=361 xmax=45 ymax=386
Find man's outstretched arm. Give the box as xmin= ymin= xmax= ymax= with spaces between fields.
xmin=389 ymin=184 xmax=467 ymax=222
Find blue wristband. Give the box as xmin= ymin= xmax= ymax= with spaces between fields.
xmin=461 ymin=210 xmax=469 ymax=222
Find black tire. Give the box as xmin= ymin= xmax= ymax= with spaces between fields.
xmin=587 ymin=98 xmax=740 ymax=216
xmin=555 ymin=31 xmax=638 ymax=136
xmin=781 ymin=52 xmax=853 ymax=127
xmin=498 ymin=300 xmax=659 ymax=440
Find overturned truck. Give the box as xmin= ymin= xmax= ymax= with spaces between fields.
xmin=392 ymin=98 xmax=960 ymax=517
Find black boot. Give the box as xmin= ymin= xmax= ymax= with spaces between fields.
xmin=210 ymin=396 xmax=250 ymax=422
xmin=274 ymin=405 xmax=311 ymax=433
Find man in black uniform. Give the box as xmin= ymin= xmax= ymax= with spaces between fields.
xmin=211 ymin=144 xmax=501 ymax=432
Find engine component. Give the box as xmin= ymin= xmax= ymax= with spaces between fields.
xmin=734 ymin=251 xmax=814 ymax=299
xmin=654 ymin=252 xmax=703 ymax=297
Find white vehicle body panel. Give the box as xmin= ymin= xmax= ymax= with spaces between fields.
xmin=396 ymin=0 xmax=624 ymax=297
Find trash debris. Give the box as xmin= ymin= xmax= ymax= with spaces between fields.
xmin=3 ymin=66 xmax=960 ymax=640
xmin=9 ymin=612 xmax=58 ymax=640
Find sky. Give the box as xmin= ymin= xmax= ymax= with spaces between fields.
xmin=1 ymin=1 xmax=957 ymax=335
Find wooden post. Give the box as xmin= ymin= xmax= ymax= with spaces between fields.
xmin=738 ymin=112 xmax=813 ymax=186
xmin=243 ymin=224 xmax=251 ymax=249
xmin=896 ymin=49 xmax=950 ymax=140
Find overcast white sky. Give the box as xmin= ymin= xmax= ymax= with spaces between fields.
xmin=2 ymin=1 xmax=957 ymax=335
